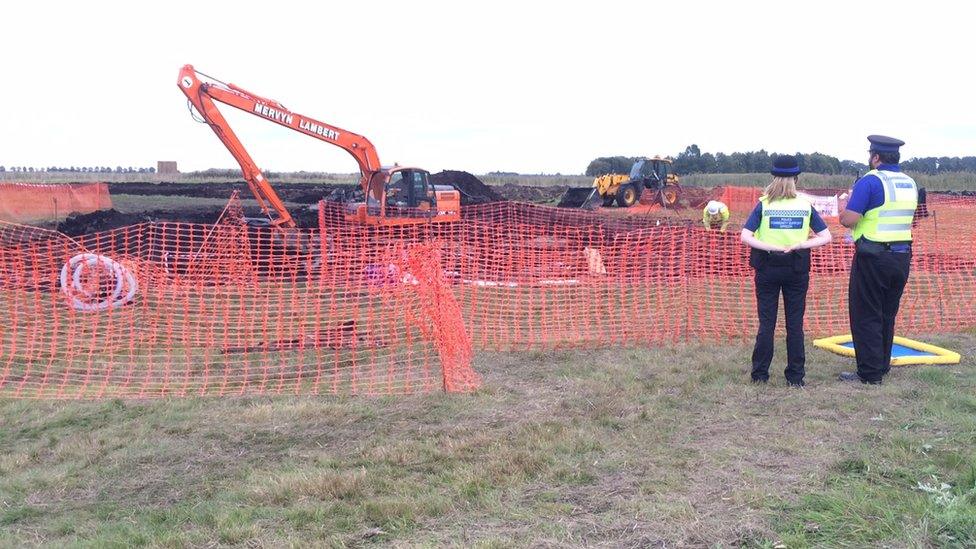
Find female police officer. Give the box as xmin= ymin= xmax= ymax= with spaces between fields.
xmin=740 ymin=155 xmax=832 ymax=387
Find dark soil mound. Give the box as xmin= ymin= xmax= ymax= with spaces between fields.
xmin=679 ymin=186 xmax=715 ymax=209
xmin=496 ymin=184 xmax=566 ymax=203
xmin=57 ymin=204 xmax=325 ymax=236
xmin=56 ymin=208 xmax=232 ymax=236
xmin=429 ymin=171 xmax=503 ymax=205
xmin=322 ymin=186 xmax=365 ymax=203
xmin=288 ymin=204 xmax=323 ymax=228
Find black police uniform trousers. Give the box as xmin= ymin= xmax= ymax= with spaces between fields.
xmin=751 ymin=259 xmax=809 ymax=384
xmin=848 ymin=244 xmax=911 ymax=382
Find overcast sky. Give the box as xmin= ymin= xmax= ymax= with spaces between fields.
xmin=1 ymin=0 xmax=972 ymax=175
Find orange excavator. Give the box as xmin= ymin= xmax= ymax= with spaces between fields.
xmin=177 ymin=64 xmax=460 ymax=228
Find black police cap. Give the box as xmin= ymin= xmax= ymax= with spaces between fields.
xmin=867 ymin=135 xmax=905 ymax=153
xmin=770 ymin=155 xmax=801 ymax=177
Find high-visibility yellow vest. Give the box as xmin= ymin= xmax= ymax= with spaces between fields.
xmin=755 ymin=196 xmax=812 ymax=247
xmin=851 ymin=169 xmax=918 ymax=242
xmin=702 ymin=205 xmax=730 ymax=229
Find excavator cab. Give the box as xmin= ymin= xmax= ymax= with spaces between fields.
xmin=361 ymin=167 xmax=447 ymax=224
xmin=386 ymin=170 xmax=434 ymax=209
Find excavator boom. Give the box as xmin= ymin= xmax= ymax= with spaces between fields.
xmin=177 ymin=64 xmax=459 ymax=228
xmin=178 ymin=64 xmax=382 ymax=228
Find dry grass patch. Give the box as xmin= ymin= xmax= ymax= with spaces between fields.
xmin=0 ymin=333 xmax=973 ymax=547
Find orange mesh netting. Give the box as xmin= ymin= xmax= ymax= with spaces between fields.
xmin=0 ymin=182 xmax=112 ymax=224
xmin=0 ymin=196 xmax=479 ymax=399
xmin=319 ymin=199 xmax=976 ymax=350
xmin=718 ymin=185 xmax=763 ymax=213
xmin=1 ymin=194 xmax=973 ymax=399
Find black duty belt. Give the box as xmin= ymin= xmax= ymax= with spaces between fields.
xmin=856 ymin=238 xmax=912 ymax=254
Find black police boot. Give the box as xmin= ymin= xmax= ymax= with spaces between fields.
xmin=838 ymin=371 xmax=882 ymax=385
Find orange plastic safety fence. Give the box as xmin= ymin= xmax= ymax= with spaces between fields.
xmin=718 ymin=185 xmax=763 ymax=213
xmin=0 ymin=199 xmax=479 ymax=399
xmin=0 ymin=182 xmax=112 ymax=224
xmin=2 ymin=194 xmax=973 ymax=400
xmin=315 ymin=199 xmax=976 ymax=351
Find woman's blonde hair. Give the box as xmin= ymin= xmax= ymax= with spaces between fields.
xmin=763 ymin=176 xmax=798 ymax=202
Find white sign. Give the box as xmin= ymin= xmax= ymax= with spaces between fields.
xmin=798 ymin=191 xmax=839 ymax=218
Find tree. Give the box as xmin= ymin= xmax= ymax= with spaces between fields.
xmin=585 ymin=159 xmax=610 ymax=176
xmin=673 ymin=144 xmax=704 ymax=174
xmin=700 ymin=152 xmax=717 ymax=173
xmin=729 ymin=152 xmax=748 ymax=173
xmin=714 ymin=152 xmax=734 ymax=173
xmin=749 ymin=150 xmax=770 ymax=173
xmin=585 ymin=156 xmax=638 ymax=176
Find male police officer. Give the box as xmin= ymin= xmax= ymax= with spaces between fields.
xmin=838 ymin=135 xmax=918 ymax=384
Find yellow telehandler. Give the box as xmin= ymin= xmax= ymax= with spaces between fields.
xmin=558 ymin=156 xmax=681 ymax=210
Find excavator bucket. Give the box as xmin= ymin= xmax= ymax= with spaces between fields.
xmin=557 ymin=187 xmax=603 ymax=210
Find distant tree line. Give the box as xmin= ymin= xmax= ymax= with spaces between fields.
xmin=670 ymin=145 xmax=866 ymax=176
xmin=184 ymin=168 xmax=241 ymax=178
xmin=586 ymin=145 xmax=976 ymax=176
xmin=0 ymin=166 xmax=156 ymax=174
xmin=899 ymin=156 xmax=976 ymax=174
xmin=180 ymin=168 xmax=324 ymax=178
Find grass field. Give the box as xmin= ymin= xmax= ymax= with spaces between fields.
xmin=4 ymin=170 xmax=974 ymax=193
xmin=2 ymin=331 xmax=973 ymax=547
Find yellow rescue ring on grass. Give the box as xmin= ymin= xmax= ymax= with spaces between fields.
xmin=813 ymin=334 xmax=961 ymax=366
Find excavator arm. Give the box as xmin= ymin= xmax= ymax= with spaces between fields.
xmin=177 ymin=64 xmax=383 ymax=228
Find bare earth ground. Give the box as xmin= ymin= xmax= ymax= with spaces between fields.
xmin=1 ymin=332 xmax=974 ymax=547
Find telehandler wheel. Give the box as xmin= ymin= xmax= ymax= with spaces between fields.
xmin=616 ymin=183 xmax=640 ymax=208
xmin=659 ymin=184 xmax=680 ymax=208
